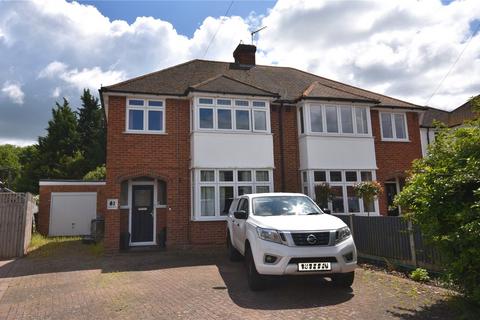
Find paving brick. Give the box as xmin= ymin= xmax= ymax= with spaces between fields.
xmin=0 ymin=242 xmax=462 ymax=320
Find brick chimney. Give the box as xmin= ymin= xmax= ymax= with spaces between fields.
xmin=233 ymin=43 xmax=256 ymax=65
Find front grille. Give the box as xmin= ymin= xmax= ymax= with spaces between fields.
xmin=291 ymin=232 xmax=330 ymax=246
xmin=289 ymin=257 xmax=337 ymax=264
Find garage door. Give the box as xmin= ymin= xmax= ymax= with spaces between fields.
xmin=49 ymin=192 xmax=97 ymax=236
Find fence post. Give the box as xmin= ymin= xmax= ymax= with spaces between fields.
xmin=349 ymin=214 xmax=354 ymax=238
xmin=408 ymin=220 xmax=417 ymax=267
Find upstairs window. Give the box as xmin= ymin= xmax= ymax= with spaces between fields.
xmin=126 ymin=98 xmax=165 ymax=133
xmin=304 ymin=104 xmax=370 ymax=136
xmin=325 ymin=106 xmax=339 ymax=133
xmin=199 ymin=108 xmax=214 ymax=129
xmin=380 ymin=112 xmax=408 ymax=141
xmin=195 ymin=97 xmax=269 ymax=133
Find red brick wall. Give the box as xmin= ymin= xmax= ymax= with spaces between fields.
xmin=271 ymin=104 xmax=301 ymax=193
xmin=38 ymin=184 xmax=105 ymax=236
xmin=371 ymin=110 xmax=422 ymax=215
xmin=189 ymin=221 xmax=227 ymax=245
xmin=104 ymin=96 xmax=191 ymax=252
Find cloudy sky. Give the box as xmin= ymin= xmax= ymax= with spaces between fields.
xmin=0 ymin=0 xmax=479 ymax=146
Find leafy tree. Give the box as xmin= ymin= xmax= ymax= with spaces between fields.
xmin=83 ymin=164 xmax=106 ymax=181
xmin=37 ymin=98 xmax=83 ymax=179
xmin=77 ymin=89 xmax=106 ymax=172
xmin=395 ymin=105 xmax=480 ymax=303
xmin=15 ymin=145 xmax=41 ymax=193
xmin=0 ymin=144 xmax=22 ymax=189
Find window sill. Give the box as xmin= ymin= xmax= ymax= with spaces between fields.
xmin=119 ymin=205 xmax=168 ymax=209
xmin=192 ymin=130 xmax=271 ymax=135
xmin=192 ymin=216 xmax=229 ymax=222
xmin=299 ymin=133 xmax=373 ymax=139
xmin=380 ymin=138 xmax=410 ymax=143
xmin=123 ymin=131 xmax=168 ymax=135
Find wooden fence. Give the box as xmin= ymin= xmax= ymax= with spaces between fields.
xmin=0 ymin=193 xmax=35 ymax=259
xmin=334 ymin=215 xmax=442 ymax=271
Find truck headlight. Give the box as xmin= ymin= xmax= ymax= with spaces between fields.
xmin=335 ymin=226 xmax=351 ymax=244
xmin=257 ymin=227 xmax=283 ymax=244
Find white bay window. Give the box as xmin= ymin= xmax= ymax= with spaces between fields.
xmin=302 ymin=103 xmax=371 ymax=136
xmin=301 ymin=169 xmax=378 ymax=215
xmin=195 ymin=97 xmax=270 ymax=133
xmin=193 ymin=168 xmax=273 ymax=220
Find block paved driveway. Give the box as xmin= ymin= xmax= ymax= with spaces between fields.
xmin=0 ymin=240 xmax=464 ymax=320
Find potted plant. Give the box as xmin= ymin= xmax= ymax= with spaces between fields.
xmin=314 ymin=183 xmax=333 ymax=213
xmin=353 ymin=181 xmax=383 ymax=216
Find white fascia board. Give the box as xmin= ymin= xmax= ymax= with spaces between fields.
xmin=39 ymin=181 xmax=106 ymax=186
xmin=103 ymin=92 xmax=187 ymax=100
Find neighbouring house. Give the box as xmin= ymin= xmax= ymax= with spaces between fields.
xmin=39 ymin=44 xmax=427 ymax=252
xmin=420 ymin=96 xmax=479 ymax=156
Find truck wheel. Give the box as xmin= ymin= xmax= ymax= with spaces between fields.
xmin=245 ymin=246 xmax=266 ymax=291
xmin=227 ymin=232 xmax=242 ymax=262
xmin=332 ymin=271 xmax=355 ymax=288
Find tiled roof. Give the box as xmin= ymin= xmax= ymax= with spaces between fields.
xmin=188 ymin=75 xmax=278 ymax=97
xmin=102 ymin=59 xmax=424 ymax=109
xmin=421 ymin=96 xmax=479 ymax=127
xmin=300 ymin=81 xmax=379 ymax=103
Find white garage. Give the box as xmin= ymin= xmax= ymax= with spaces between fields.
xmin=49 ymin=192 xmax=97 ymax=236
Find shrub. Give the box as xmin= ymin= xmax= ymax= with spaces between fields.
xmin=83 ymin=164 xmax=106 ymax=180
xmin=395 ymin=102 xmax=480 ymax=303
xmin=410 ymin=268 xmax=430 ymax=282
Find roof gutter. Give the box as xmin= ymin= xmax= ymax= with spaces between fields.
xmin=370 ymin=105 xmax=428 ymax=111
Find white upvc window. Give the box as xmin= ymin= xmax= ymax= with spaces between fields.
xmin=194 ymin=97 xmax=270 ymax=133
xmin=301 ymin=169 xmax=378 ymax=215
xmin=300 ymin=103 xmax=371 ymax=136
xmin=126 ymin=98 xmax=165 ymax=133
xmin=193 ymin=168 xmax=273 ymax=220
xmin=380 ymin=112 xmax=408 ymax=141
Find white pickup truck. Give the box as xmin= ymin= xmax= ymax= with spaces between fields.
xmin=226 ymin=193 xmax=357 ymax=290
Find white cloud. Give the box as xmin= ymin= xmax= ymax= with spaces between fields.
xmin=39 ymin=61 xmax=126 ymax=91
xmin=0 ymin=0 xmax=479 ymax=143
xmin=1 ymin=81 xmax=24 ymax=104
xmin=0 ymin=138 xmax=35 ymax=147
xmin=52 ymin=87 xmax=61 ymax=98
xmin=257 ymin=0 xmax=480 ymax=110
xmin=38 ymin=61 xmax=68 ymax=79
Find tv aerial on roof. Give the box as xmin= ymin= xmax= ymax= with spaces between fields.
xmin=251 ymin=26 xmax=267 ymax=44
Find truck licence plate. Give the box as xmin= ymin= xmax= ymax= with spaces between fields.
xmin=298 ymin=262 xmax=331 ymax=272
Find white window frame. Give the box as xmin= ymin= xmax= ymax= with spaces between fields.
xmin=193 ymin=96 xmax=271 ymax=133
xmin=235 ymin=109 xmax=251 ymax=131
xmin=301 ymin=169 xmax=379 ymax=216
xmin=299 ymin=103 xmax=372 ymax=137
xmin=198 ymin=107 xmax=215 ymax=130
xmin=379 ymin=112 xmax=409 ymax=141
xmin=192 ymin=168 xmax=274 ymax=221
xmin=125 ymin=98 xmax=166 ymax=134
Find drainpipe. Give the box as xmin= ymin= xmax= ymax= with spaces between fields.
xmin=278 ymin=102 xmax=286 ymax=192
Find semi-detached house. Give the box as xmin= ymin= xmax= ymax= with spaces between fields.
xmin=38 ymin=44 xmax=426 ymax=252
